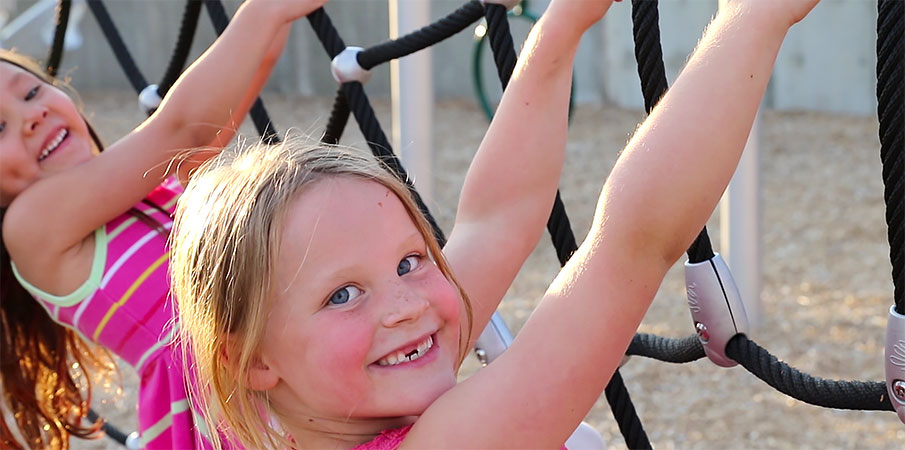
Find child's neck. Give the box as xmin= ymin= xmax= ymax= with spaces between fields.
xmin=283 ymin=414 xmax=416 ymax=449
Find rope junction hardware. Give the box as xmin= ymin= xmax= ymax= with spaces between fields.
xmin=37 ymin=0 xmax=905 ymax=446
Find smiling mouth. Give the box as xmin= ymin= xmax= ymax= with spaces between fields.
xmin=376 ymin=335 xmax=434 ymax=367
xmin=39 ymin=129 xmax=68 ymax=161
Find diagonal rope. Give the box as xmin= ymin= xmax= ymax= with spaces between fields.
xmin=85 ymin=0 xmax=148 ymax=92
xmin=341 ymin=82 xmax=446 ymax=245
xmin=156 ymin=0 xmax=204 ymax=98
xmin=322 ymin=88 xmax=350 ymax=145
xmin=203 ymin=0 xmax=279 ymax=143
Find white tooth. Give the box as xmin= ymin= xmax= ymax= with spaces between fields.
xmin=40 ymin=129 xmax=67 ymax=160
xmin=377 ymin=336 xmax=436 ymax=366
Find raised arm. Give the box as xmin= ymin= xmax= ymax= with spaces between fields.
xmin=175 ymin=21 xmax=293 ymax=183
xmin=5 ymin=0 xmax=325 ymax=278
xmin=443 ymin=0 xmax=614 ymax=347
xmin=409 ymin=1 xmax=819 ymax=448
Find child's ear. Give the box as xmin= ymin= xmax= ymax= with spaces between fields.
xmin=222 ymin=335 xmax=280 ymax=391
xmin=247 ymin=356 xmax=279 ymax=391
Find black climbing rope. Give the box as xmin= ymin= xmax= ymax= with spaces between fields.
xmin=46 ymin=0 xmax=71 ymax=77
xmin=876 ymin=0 xmax=905 ymax=314
xmin=323 ymin=88 xmax=351 ymax=146
xmin=85 ymin=0 xmax=148 ymax=93
xmin=631 ymin=0 xmax=714 ymax=264
xmin=726 ymin=335 xmax=893 ymax=411
xmin=156 ymin=0 xmax=204 ymax=99
xmin=358 ymin=1 xmax=485 ymax=70
xmin=203 ymin=0 xmax=280 ymax=143
xmin=482 ymin=3 xmax=650 ymax=448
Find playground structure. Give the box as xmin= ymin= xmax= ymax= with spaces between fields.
xmin=2 ymin=0 xmax=903 ymax=448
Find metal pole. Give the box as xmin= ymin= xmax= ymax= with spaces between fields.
xmin=720 ymin=112 xmax=764 ymax=327
xmin=389 ymin=0 xmax=433 ymax=203
xmin=718 ymin=0 xmax=763 ymax=329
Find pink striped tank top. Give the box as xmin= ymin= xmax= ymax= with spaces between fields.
xmin=12 ymin=178 xmax=219 ymax=449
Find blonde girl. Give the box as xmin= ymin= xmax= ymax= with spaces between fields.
xmin=172 ymin=0 xmax=821 ymax=448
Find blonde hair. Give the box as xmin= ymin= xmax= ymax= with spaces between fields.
xmin=170 ymin=134 xmax=472 ymax=449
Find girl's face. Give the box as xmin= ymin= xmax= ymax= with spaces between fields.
xmin=257 ymin=176 xmax=461 ymax=427
xmin=0 ymin=62 xmax=95 ymax=206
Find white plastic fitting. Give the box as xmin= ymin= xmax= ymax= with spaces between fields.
xmin=138 ymin=84 xmax=162 ymax=115
xmin=125 ymin=432 xmax=141 ymax=450
xmin=330 ymin=47 xmax=372 ymax=84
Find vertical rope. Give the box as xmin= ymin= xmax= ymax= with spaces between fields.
xmin=876 ymin=0 xmax=905 ymax=313
xmin=46 ymin=0 xmax=71 ymax=77
xmin=631 ymin=0 xmax=714 ymax=264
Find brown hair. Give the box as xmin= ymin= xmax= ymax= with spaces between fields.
xmin=171 ymin=134 xmax=473 ymax=450
xmin=0 ymin=49 xmax=112 ymax=449
xmin=0 ymin=49 xmax=168 ymax=448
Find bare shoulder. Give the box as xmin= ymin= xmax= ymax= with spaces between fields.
xmin=4 ymin=199 xmax=97 ymax=297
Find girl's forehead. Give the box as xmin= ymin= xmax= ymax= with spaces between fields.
xmin=272 ymin=177 xmax=424 ymax=295
xmin=1 ymin=62 xmax=38 ymax=85
xmin=287 ymin=177 xmax=412 ymax=230
xmin=279 ymin=178 xmax=421 ymax=255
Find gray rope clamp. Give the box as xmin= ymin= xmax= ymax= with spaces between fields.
xmin=331 ymin=47 xmax=372 ymax=84
xmin=684 ymin=253 xmax=749 ymax=367
xmin=474 ymin=312 xmax=514 ymax=366
xmin=885 ymin=305 xmax=905 ymax=424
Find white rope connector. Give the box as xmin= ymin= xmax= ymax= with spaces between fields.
xmin=481 ymin=0 xmax=521 ymax=10
xmin=885 ymin=305 xmax=905 ymax=424
xmin=330 ymin=47 xmax=372 ymax=84
xmin=138 ymin=84 xmax=162 ymax=115
xmin=125 ymin=432 xmax=141 ymax=450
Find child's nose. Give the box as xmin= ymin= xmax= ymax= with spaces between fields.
xmin=23 ymin=106 xmax=48 ymax=134
xmin=381 ymin=287 xmax=430 ymax=327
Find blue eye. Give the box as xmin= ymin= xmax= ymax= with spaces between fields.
xmin=397 ymin=255 xmax=421 ymax=276
xmin=25 ymin=86 xmax=39 ymax=101
xmin=328 ymin=285 xmax=362 ymax=306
